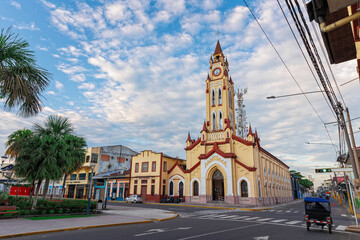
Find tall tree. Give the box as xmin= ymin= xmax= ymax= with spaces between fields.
xmin=33 ymin=115 xmax=75 ymax=199
xmin=0 ymin=28 xmax=51 ymax=117
xmin=5 ymin=128 xmax=32 ymax=159
xmin=236 ymin=88 xmax=248 ymax=138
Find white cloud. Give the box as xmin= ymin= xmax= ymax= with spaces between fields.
xmin=223 ymin=6 xmax=249 ymax=33
xmin=40 ymin=0 xmax=55 ymax=9
xmin=47 ymin=91 xmax=56 ymax=95
xmin=78 ymin=82 xmax=95 ymax=90
xmin=36 ymin=45 xmax=48 ymax=51
xmin=10 ymin=1 xmax=21 ymax=9
xmin=13 ymin=22 xmax=39 ymax=31
xmin=67 ymin=101 xmax=74 ymax=106
xmin=55 ymin=81 xmax=64 ymax=90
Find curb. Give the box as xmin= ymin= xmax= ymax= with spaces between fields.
xmin=144 ymin=202 xmax=236 ymax=210
xmin=0 ymin=220 xmax=153 ymax=239
xmin=153 ymin=213 xmax=179 ymax=221
xmin=345 ymin=225 xmax=360 ymax=233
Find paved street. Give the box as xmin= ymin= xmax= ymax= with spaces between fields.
xmin=3 ymin=199 xmax=359 ymax=240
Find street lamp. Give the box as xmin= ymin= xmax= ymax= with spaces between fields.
xmin=86 ymin=164 xmax=96 ymax=215
xmin=266 ymin=91 xmax=325 ymax=99
xmin=305 ymin=142 xmax=339 ymax=153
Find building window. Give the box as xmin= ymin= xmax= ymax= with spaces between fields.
xmin=151 ymin=179 xmax=155 ymax=184
xmin=141 ymin=180 xmax=147 ymax=184
xmin=142 ymin=162 xmax=149 ymax=172
xmin=79 ymin=173 xmax=86 ymax=180
xmin=219 ymin=111 xmax=223 ymax=129
xmin=229 ymin=89 xmax=232 ymax=108
xmin=162 ymin=185 xmax=166 ymax=196
xmin=218 ymin=88 xmax=222 ymax=105
xmin=163 ymin=180 xmax=166 ymax=184
xmin=229 ymin=112 xmax=233 ymax=128
xmin=134 ymin=185 xmax=137 ymax=194
xmin=86 ymin=155 xmax=90 ymax=163
xmin=135 ymin=163 xmax=139 ymax=173
xmin=151 ymin=185 xmax=155 ymax=196
xmin=152 ymin=161 xmax=156 ymax=172
xmin=193 ymin=181 xmax=199 ymax=196
xmin=163 ymin=162 xmax=167 ymax=172
xmin=70 ymin=174 xmax=77 ymax=180
xmin=134 ymin=180 xmax=138 ymax=184
xmin=88 ymin=172 xmax=94 ymax=180
xmin=241 ymin=180 xmax=248 ymax=197
xmin=91 ymin=153 xmax=98 ymax=163
xmin=212 ymin=112 xmax=216 ymax=131
xmin=169 ymin=181 xmax=174 ymax=196
xmin=211 ymin=89 xmax=215 ymax=106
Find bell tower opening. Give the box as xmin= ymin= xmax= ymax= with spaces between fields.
xmin=212 ymin=169 xmax=224 ymax=201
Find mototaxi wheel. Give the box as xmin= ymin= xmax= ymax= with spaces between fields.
xmin=328 ymin=224 xmax=332 ymax=234
xmin=306 ymin=222 xmax=310 ymax=231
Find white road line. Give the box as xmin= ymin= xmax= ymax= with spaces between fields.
xmin=231 ymin=216 xmax=249 ymax=220
xmin=286 ymin=220 xmax=302 ymax=225
xmin=293 ymin=211 xmax=299 ymax=213
xmin=285 ymin=211 xmax=291 ymax=213
xmin=243 ymin=217 xmax=261 ymax=221
xmin=178 ymin=223 xmax=261 ymax=240
xmin=268 ymin=210 xmax=275 ymax=212
xmin=276 ymin=210 xmax=284 ymax=212
xmin=256 ymin=218 xmax=274 ymax=222
xmin=335 ymin=225 xmax=347 ymax=231
xmin=270 ymin=219 xmax=287 ymax=223
xmin=341 ymin=214 xmax=347 ymax=217
xmin=219 ymin=215 xmax=240 ymax=219
xmin=199 ymin=214 xmax=218 ymax=218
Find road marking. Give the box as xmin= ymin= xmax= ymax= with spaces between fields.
xmin=341 ymin=214 xmax=347 ymax=217
xmin=293 ymin=211 xmax=299 ymax=213
xmin=285 ymin=210 xmax=291 ymax=213
xmin=335 ymin=225 xmax=347 ymax=231
xmin=256 ymin=218 xmax=274 ymax=222
xmin=286 ymin=220 xmax=301 ymax=225
xmin=134 ymin=227 xmax=192 ymax=237
xmin=178 ymin=223 xmax=261 ymax=240
xmin=268 ymin=210 xmax=275 ymax=212
xmin=270 ymin=219 xmax=287 ymax=223
xmin=276 ymin=210 xmax=283 ymax=212
xmin=243 ymin=217 xmax=261 ymax=221
xmin=220 ymin=215 xmax=241 ymax=219
xmin=253 ymin=236 xmax=269 ymax=240
xmin=231 ymin=216 xmax=250 ymax=220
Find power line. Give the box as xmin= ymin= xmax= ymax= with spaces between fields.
xmin=243 ymin=0 xmax=337 ymax=153
xmin=276 ymin=0 xmax=336 ymax=119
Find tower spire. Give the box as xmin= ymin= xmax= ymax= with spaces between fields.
xmin=187 ymin=131 xmax=191 ymax=141
xmin=213 ymin=40 xmax=223 ymax=55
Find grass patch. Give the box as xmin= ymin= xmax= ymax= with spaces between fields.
xmin=26 ymin=214 xmax=97 ymax=220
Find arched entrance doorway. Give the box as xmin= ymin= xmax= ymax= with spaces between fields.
xmin=179 ymin=182 xmax=184 ymax=199
xmin=212 ymin=169 xmax=224 ymax=201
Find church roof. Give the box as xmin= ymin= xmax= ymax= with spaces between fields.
xmin=187 ymin=132 xmax=191 ymax=141
xmin=213 ymin=40 xmax=223 ymax=55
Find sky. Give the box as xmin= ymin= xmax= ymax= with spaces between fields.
xmin=1 ymin=0 xmax=359 ymax=188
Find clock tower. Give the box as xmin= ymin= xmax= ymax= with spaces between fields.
xmin=204 ymin=41 xmax=235 ymax=141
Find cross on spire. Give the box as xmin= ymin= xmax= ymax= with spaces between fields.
xmin=216 ymin=28 xmax=220 ymax=40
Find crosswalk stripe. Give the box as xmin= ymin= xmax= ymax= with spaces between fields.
xmin=276 ymin=210 xmax=284 ymax=212
xmin=256 ymin=218 xmax=274 ymax=222
xmin=335 ymin=225 xmax=347 ymax=231
xmin=243 ymin=217 xmax=261 ymax=221
xmin=230 ymin=216 xmax=249 ymax=219
xmin=270 ymin=219 xmax=287 ymax=223
xmin=219 ymin=215 xmax=239 ymax=219
xmin=200 ymin=214 xmax=218 ymax=218
xmin=268 ymin=210 xmax=275 ymax=212
xmin=286 ymin=220 xmax=301 ymax=225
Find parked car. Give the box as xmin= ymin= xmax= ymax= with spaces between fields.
xmin=125 ymin=195 xmax=143 ymax=203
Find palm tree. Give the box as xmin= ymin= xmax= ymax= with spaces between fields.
xmin=34 ymin=115 xmax=75 ymax=199
xmin=5 ymin=128 xmax=32 ymax=159
xmin=0 ymin=28 xmax=51 ymax=117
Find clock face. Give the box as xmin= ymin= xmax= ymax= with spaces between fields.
xmin=213 ymin=68 xmax=221 ymax=76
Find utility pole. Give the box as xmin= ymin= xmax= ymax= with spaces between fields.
xmin=346 ymin=108 xmax=360 ymax=177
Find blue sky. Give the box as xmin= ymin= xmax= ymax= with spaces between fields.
xmin=1 ymin=0 xmax=359 ymax=187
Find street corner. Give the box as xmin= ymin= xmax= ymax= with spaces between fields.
xmin=345 ymin=225 xmax=360 ymax=233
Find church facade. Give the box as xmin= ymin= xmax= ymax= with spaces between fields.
xmin=130 ymin=41 xmax=293 ymax=206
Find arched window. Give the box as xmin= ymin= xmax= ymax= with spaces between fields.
xmin=229 ymin=112 xmax=233 ymax=128
xmin=218 ymin=88 xmax=222 ymax=105
xmin=229 ymin=90 xmax=232 ymax=108
xmin=241 ymin=180 xmax=248 ymax=197
xmin=258 ymin=179 xmax=262 ymax=198
xmin=193 ymin=181 xmax=199 ymax=196
xmin=169 ymin=181 xmax=174 ymax=196
xmin=212 ymin=112 xmax=216 ymax=131
xmin=219 ymin=111 xmax=223 ymax=129
xmin=211 ymin=89 xmax=215 ymax=106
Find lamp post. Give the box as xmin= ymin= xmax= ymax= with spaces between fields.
xmin=86 ymin=164 xmax=95 ymax=215
xmin=266 ymin=91 xmax=325 ymax=99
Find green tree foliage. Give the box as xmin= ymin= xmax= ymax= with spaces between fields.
xmin=290 ymin=170 xmax=313 ymax=189
xmin=5 ymin=128 xmax=33 ymax=159
xmin=0 ymin=28 xmax=51 ymax=117
xmin=8 ymin=115 xmax=86 ymax=209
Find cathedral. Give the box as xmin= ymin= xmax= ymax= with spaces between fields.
xmin=130 ymin=41 xmax=293 ymax=206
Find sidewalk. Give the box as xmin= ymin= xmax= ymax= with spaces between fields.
xmin=0 ymin=205 xmax=178 ymax=239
